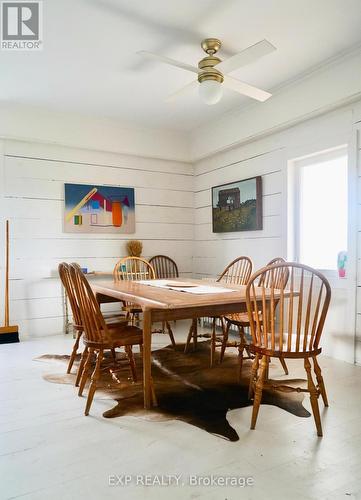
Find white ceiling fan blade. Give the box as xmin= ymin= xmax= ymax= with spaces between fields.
xmin=223 ymin=75 xmax=272 ymax=102
xmin=165 ymin=80 xmax=198 ymax=102
xmin=216 ymin=39 xmax=276 ymax=74
xmin=137 ymin=50 xmax=199 ymax=74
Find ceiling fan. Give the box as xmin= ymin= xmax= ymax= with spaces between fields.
xmin=137 ymin=38 xmax=276 ymax=105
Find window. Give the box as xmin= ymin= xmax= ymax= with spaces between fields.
xmin=289 ymin=146 xmax=348 ymax=271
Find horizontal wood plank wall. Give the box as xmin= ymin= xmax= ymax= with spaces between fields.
xmin=193 ymin=145 xmax=284 ymax=279
xmin=193 ymin=104 xmax=361 ymax=365
xmin=355 ymin=123 xmax=361 ymax=364
xmin=0 ymin=139 xmax=194 ymax=338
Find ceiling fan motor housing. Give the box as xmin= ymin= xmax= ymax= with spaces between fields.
xmin=198 ymin=55 xmax=224 ymax=85
xmin=201 ymin=38 xmax=222 ymax=55
xmin=138 ymin=36 xmax=274 ymax=103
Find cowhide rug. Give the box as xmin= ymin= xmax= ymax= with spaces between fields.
xmin=35 ymin=342 xmax=310 ymax=441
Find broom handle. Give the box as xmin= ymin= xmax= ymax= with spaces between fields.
xmin=4 ymin=220 xmax=9 ymax=327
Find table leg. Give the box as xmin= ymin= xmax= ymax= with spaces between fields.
xmin=193 ymin=319 xmax=198 ymax=350
xmin=142 ymin=309 xmax=152 ymax=409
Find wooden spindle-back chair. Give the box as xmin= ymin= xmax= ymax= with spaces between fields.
xmin=184 ymin=256 xmax=253 ymax=366
xmin=149 ymin=255 xmax=179 ymax=279
xmin=113 ymin=256 xmax=156 ymax=281
xmin=218 ymin=256 xmax=253 ymax=285
xmin=68 ymin=263 xmax=147 ymax=415
xmin=58 ymin=262 xmax=83 ymax=375
xmin=222 ymin=257 xmax=290 ymax=376
xmin=258 ymin=257 xmax=290 ymax=288
xmin=149 ymin=255 xmax=179 ymax=337
xmin=113 ymin=256 xmax=176 ymax=348
xmin=58 ymin=262 xmax=127 ymax=379
xmin=113 ymin=257 xmax=155 ymax=323
xmin=246 ymin=262 xmax=331 ymax=436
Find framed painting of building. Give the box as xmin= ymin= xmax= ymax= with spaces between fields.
xmin=64 ymin=183 xmax=135 ymax=234
xmin=212 ymin=176 xmax=262 ymax=233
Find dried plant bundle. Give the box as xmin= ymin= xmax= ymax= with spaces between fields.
xmin=126 ymin=240 xmax=142 ymax=257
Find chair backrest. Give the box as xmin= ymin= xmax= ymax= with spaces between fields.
xmin=58 ymin=262 xmax=83 ymax=330
xmin=113 ymin=256 xmax=156 ymax=281
xmin=246 ymin=262 xmax=331 ymax=354
xmin=149 ymin=255 xmax=179 ymax=279
xmin=259 ymin=257 xmax=289 ymax=289
xmin=69 ymin=263 xmax=110 ymax=344
xmin=217 ymin=256 xmax=253 ymax=285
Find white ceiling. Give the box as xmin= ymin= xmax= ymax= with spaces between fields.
xmin=1 ymin=0 xmax=361 ymax=132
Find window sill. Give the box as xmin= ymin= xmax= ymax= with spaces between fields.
xmin=316 ymin=270 xmax=350 ymax=289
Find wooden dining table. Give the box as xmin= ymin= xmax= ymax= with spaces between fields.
xmin=91 ymin=278 xmax=258 ymax=409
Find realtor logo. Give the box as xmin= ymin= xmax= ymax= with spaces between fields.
xmin=1 ymin=1 xmax=43 ymax=50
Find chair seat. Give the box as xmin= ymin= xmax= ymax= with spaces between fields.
xmin=249 ymin=334 xmax=322 ymax=358
xmin=72 ymin=314 xmax=128 ymax=333
xmin=83 ymin=325 xmax=143 ymax=349
xmin=108 ymin=325 xmax=144 ymax=346
xmin=225 ymin=312 xmax=251 ymax=325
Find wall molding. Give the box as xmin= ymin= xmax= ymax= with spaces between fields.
xmin=0 ymin=104 xmax=191 ymax=163
xmin=191 ymin=46 xmax=361 ymax=160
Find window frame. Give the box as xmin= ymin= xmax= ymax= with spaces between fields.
xmin=288 ymin=145 xmax=348 ymax=278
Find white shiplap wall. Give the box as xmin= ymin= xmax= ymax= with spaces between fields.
xmin=355 ymin=117 xmax=361 ymax=364
xmin=0 ymin=139 xmax=193 ymax=338
xmin=1 ymin=102 xmax=361 ymax=365
xmin=193 ymin=105 xmax=360 ymax=364
xmin=194 ymin=145 xmax=284 ymax=277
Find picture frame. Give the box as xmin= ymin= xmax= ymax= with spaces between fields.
xmin=64 ymin=183 xmax=135 ymax=234
xmin=212 ymin=176 xmax=263 ymax=233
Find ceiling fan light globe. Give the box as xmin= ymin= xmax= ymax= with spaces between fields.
xmin=199 ymin=79 xmax=223 ymax=105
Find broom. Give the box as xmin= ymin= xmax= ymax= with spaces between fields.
xmin=0 ymin=220 xmax=19 ymax=343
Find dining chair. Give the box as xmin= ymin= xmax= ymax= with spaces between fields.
xmin=113 ymin=256 xmax=156 ymax=281
xmin=113 ymin=256 xmax=176 ymax=348
xmin=58 ymin=262 xmax=128 ymax=378
xmin=68 ymin=263 xmax=156 ymax=415
xmin=149 ymin=255 xmax=179 ymax=336
xmin=246 ymin=262 xmax=331 ymax=436
xmin=113 ymin=256 xmax=155 ymax=324
xmin=184 ymin=256 xmax=253 ymax=366
xmin=149 ymin=255 xmax=179 ymax=279
xmin=222 ymin=257 xmax=290 ymax=376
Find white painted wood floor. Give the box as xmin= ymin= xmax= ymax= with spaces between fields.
xmin=1 ymin=322 xmax=361 ymax=500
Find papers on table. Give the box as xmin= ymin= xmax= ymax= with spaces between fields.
xmin=137 ymin=279 xmax=237 ymax=294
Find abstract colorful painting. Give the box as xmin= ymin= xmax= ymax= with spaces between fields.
xmin=212 ymin=176 xmax=262 ymax=233
xmin=64 ymin=183 xmax=135 ymax=234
